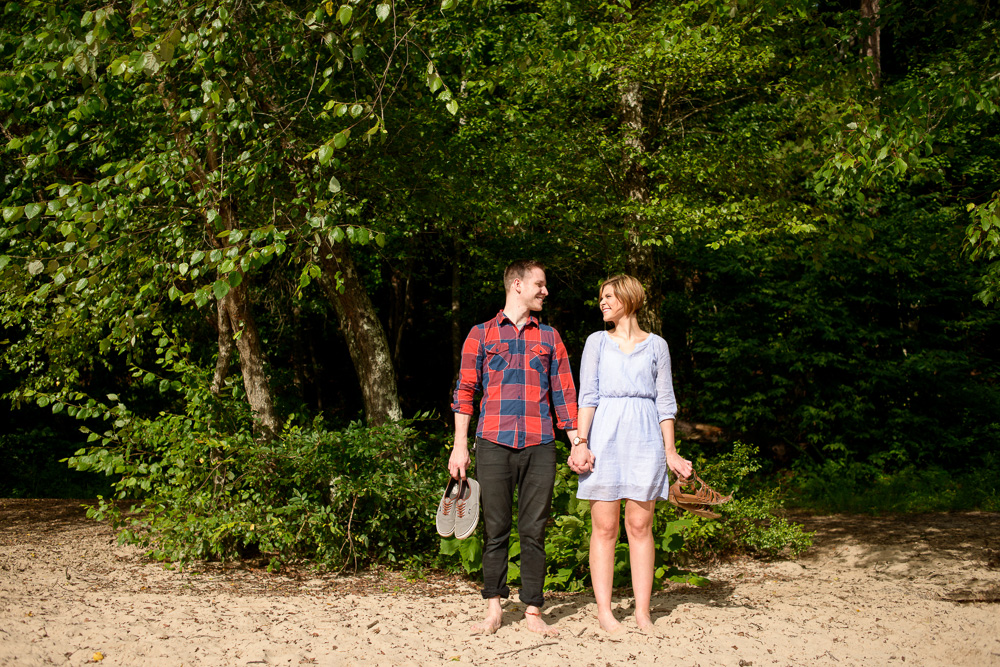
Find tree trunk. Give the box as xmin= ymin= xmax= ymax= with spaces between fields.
xmin=860 ymin=0 xmax=881 ymax=89
xmin=618 ymin=79 xmax=663 ymax=336
xmin=318 ymin=239 xmax=403 ymax=426
xmin=210 ymin=297 xmax=235 ymax=396
xmin=161 ymin=87 xmax=282 ymax=440
xmin=221 ymin=277 xmax=282 ymax=439
xmin=213 ymin=202 xmax=282 ymax=440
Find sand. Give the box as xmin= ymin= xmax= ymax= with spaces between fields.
xmin=2 ymin=499 xmax=998 ymax=666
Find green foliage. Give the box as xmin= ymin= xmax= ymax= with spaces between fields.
xmin=789 ymin=456 xmax=1000 ymax=515
xmin=664 ymin=442 xmax=813 ymax=560
xmin=68 ymin=368 xmax=440 ymax=570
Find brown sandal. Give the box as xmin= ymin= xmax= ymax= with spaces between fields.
xmin=668 ymin=472 xmax=732 ymax=519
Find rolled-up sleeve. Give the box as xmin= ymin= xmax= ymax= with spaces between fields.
xmin=654 ymin=336 xmax=678 ymax=422
xmin=578 ymin=332 xmax=601 ymax=408
xmin=451 ymin=327 xmax=483 ymax=415
xmin=548 ymin=330 xmax=578 ymax=430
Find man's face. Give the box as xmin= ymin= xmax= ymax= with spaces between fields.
xmin=519 ymin=267 xmax=548 ymax=312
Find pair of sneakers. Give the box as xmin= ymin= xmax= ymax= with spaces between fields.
xmin=435 ymin=477 xmax=480 ymax=540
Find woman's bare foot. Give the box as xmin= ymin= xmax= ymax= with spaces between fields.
xmin=524 ymin=607 xmax=559 ymax=637
xmin=470 ymin=598 xmax=503 ymax=635
xmin=597 ymin=608 xmax=625 ymax=635
xmin=635 ymin=610 xmax=657 ymax=634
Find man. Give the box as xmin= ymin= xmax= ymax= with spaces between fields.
xmin=450 ymin=259 xmax=579 ymax=636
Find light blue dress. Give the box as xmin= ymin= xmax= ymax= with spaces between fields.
xmin=576 ymin=331 xmax=678 ymax=502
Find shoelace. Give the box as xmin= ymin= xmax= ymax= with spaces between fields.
xmin=442 ymin=498 xmax=453 ymax=516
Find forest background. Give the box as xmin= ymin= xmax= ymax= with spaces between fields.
xmin=1 ymin=0 xmax=998 ymax=588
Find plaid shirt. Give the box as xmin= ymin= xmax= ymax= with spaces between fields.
xmin=452 ymin=311 xmax=578 ymax=449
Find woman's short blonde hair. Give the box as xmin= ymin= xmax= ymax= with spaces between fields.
xmin=600 ymin=274 xmax=645 ymax=316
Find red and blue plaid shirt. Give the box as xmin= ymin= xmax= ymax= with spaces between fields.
xmin=452 ymin=311 xmax=578 ymax=449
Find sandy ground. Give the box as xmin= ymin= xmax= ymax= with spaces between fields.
xmin=1 ymin=500 xmax=999 ymax=667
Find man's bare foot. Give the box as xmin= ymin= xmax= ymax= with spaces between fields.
xmin=470 ymin=598 xmax=503 ymax=635
xmin=524 ymin=607 xmax=559 ymax=637
xmin=597 ymin=609 xmax=625 ymax=635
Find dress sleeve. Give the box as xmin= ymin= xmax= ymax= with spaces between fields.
xmin=578 ymin=332 xmax=601 ymax=408
xmin=654 ymin=336 xmax=678 ymax=422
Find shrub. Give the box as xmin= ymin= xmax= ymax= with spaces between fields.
xmin=67 ymin=370 xmax=442 ymax=571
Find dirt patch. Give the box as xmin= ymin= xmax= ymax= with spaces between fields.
xmin=2 ymin=499 xmax=999 ymax=666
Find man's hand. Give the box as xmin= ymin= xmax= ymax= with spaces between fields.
xmin=449 ymin=441 xmax=470 ymax=480
xmin=568 ymin=444 xmax=595 ymax=475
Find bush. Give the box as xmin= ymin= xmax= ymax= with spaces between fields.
xmin=788 ymin=455 xmax=1000 ymax=514
xmin=67 ymin=370 xmax=443 ymax=571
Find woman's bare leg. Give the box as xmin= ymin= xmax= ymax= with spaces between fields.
xmin=623 ymin=499 xmax=657 ymax=632
xmin=589 ymin=500 xmax=623 ymax=633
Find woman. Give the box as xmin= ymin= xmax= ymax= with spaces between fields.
xmin=568 ymin=274 xmax=693 ymax=634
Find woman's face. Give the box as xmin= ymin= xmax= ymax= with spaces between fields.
xmin=599 ymin=286 xmax=625 ymax=323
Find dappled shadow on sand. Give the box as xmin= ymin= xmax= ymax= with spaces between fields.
xmin=792 ymin=511 xmax=1000 ymax=575
xmin=0 ymin=498 xmax=94 ymax=540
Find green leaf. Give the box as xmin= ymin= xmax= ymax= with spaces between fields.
xmin=318 ymin=144 xmax=334 ymax=165
xmin=193 ymin=288 xmax=209 ymax=308
xmin=3 ymin=206 xmax=23 ymax=223
xmin=142 ymin=51 xmax=160 ymax=75
xmin=333 ymin=132 xmax=348 ymax=149
xmin=212 ymin=279 xmax=230 ymax=300
xmin=191 ymin=250 xmax=206 ymax=265
xmin=228 ymin=271 xmax=243 ymax=288
xmin=376 ymin=3 xmax=391 ymax=22
xmin=337 ymin=5 xmax=353 ymax=25
xmin=441 ymin=0 xmax=455 ymax=9
xmin=328 ymin=176 xmax=342 ymax=193
xmin=446 ymin=100 xmax=459 ymax=115
xmin=24 ymin=203 xmax=44 ymax=219
xmin=27 ymin=261 xmax=44 ymax=276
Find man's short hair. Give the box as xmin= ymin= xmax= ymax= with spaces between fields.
xmin=503 ymin=260 xmax=545 ymax=292
xmin=599 ymin=274 xmax=645 ymax=316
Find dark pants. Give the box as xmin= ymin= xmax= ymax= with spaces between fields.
xmin=475 ymin=437 xmax=557 ymax=608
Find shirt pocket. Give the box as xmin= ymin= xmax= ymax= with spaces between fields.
xmin=485 ymin=342 xmax=510 ymax=371
xmin=528 ymin=343 xmax=552 ymax=374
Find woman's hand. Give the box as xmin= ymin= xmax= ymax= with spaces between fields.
xmin=666 ymin=451 xmax=693 ymax=480
xmin=568 ymin=445 xmax=595 ymax=475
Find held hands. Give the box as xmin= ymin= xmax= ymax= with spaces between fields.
xmin=666 ymin=451 xmax=693 ymax=480
xmin=567 ymin=443 xmax=595 ymax=475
